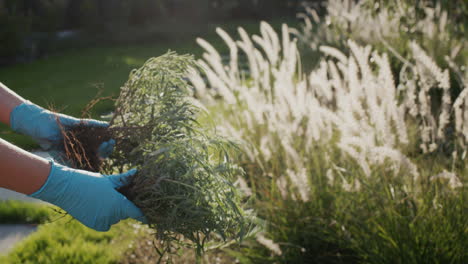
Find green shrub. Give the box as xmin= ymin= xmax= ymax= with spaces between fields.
xmin=0 ymin=219 xmax=141 ymax=264
xmin=0 ymin=201 xmax=52 ymax=224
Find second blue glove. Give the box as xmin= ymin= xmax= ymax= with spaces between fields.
xmin=10 ymin=101 xmax=115 ymax=162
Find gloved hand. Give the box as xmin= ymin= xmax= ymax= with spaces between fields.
xmin=30 ymin=161 xmax=146 ymax=231
xmin=10 ymin=101 xmax=114 ymax=158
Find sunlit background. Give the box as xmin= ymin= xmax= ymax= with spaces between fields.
xmin=0 ymin=0 xmax=467 ymax=263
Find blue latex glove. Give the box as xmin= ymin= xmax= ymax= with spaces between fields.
xmin=30 ymin=161 xmax=146 ymax=231
xmin=10 ymin=101 xmax=114 ymax=158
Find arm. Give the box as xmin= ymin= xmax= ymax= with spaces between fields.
xmin=0 ymin=82 xmax=144 ymax=231
xmin=0 ymin=82 xmax=26 ymax=126
xmin=0 ymin=137 xmax=49 ymax=195
xmin=1 ymin=81 xmax=114 ymax=158
xmin=0 ymin=137 xmax=144 ymax=231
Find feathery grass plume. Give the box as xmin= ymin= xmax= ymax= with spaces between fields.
xmin=190 ymin=21 xmax=422 ymax=198
xmin=430 ymin=170 xmax=463 ymax=189
xmin=294 ymin=0 xmax=467 ymax=75
xmin=191 ymin=20 xmax=467 ymax=195
xmin=105 ymin=52 xmax=251 ymax=257
xmin=255 ymin=233 xmax=283 ymax=256
xmin=189 ymin=21 xmax=466 ymax=262
xmin=453 ymin=88 xmax=468 ymax=148
xmin=401 ymin=42 xmax=468 ymax=155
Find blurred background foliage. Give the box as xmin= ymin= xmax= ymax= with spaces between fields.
xmin=0 ymin=0 xmax=321 ymax=64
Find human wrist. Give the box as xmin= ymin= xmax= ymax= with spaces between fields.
xmin=10 ymin=101 xmax=46 ymax=134
xmin=0 ymin=82 xmax=26 ymax=125
xmin=28 ymin=161 xmax=64 ymax=203
xmin=0 ymin=137 xmax=51 ymax=195
xmin=27 ymin=161 xmax=144 ymax=231
xmin=9 ymin=101 xmax=78 ymax=149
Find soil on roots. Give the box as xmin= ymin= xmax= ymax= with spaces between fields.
xmin=61 ymin=124 xmax=112 ymax=172
xmin=116 ymin=177 xmax=137 ymax=201
xmin=61 ymin=123 xmax=150 ymax=201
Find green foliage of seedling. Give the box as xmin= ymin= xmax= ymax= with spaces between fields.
xmin=108 ymin=52 xmax=252 ymax=256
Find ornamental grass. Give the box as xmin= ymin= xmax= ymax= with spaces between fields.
xmin=62 ymin=52 xmax=251 ymax=257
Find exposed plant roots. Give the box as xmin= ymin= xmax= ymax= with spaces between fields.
xmin=60 ymin=124 xmax=144 ymax=170
xmin=61 ymin=124 xmax=112 ymax=172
